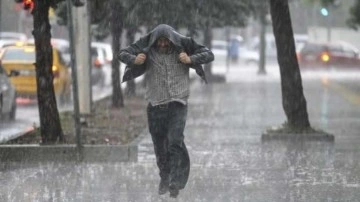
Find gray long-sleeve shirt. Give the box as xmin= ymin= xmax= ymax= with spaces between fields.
xmin=145 ymin=48 xmax=189 ymax=106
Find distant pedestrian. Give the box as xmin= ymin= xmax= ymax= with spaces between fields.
xmin=228 ymin=38 xmax=241 ymax=63
xmin=119 ymin=24 xmax=214 ymax=198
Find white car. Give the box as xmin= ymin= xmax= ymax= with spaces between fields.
xmin=211 ymin=40 xmax=229 ymax=76
xmin=0 ymin=61 xmax=18 ymax=121
xmin=0 ymin=32 xmax=27 ymax=41
xmin=91 ymin=42 xmax=113 ymax=86
xmin=0 ymin=32 xmax=28 ymax=49
xmin=91 ymin=42 xmax=113 ymax=66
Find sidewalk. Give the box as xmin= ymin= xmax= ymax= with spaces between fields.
xmin=1 ymin=67 xmax=360 ymax=202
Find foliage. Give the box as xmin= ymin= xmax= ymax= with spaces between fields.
xmin=303 ymin=0 xmax=341 ymax=7
xmin=187 ymin=0 xmax=251 ymax=28
xmin=347 ymin=0 xmax=360 ymax=30
xmin=247 ymin=0 xmax=270 ymax=19
xmin=54 ymin=0 xmax=111 ymax=40
xmin=55 ymin=0 xmax=252 ymax=39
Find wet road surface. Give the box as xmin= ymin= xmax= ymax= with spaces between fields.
xmin=0 ymin=65 xmax=359 ymax=201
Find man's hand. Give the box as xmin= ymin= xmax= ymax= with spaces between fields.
xmin=134 ymin=53 xmax=146 ymax=65
xmin=179 ymin=52 xmax=191 ymax=64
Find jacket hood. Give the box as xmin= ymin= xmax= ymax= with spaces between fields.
xmin=145 ymin=24 xmax=183 ymax=52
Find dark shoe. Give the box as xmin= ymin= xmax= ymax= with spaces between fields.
xmin=158 ymin=178 xmax=169 ymax=195
xmin=169 ymin=184 xmax=179 ymax=198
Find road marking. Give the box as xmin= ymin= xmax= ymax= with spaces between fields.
xmin=321 ymin=76 xmax=360 ymax=105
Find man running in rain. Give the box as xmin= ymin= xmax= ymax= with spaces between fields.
xmin=119 ymin=24 xmax=214 ymax=198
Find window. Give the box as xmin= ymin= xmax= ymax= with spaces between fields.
xmin=55 ymin=49 xmax=67 ymax=66
xmin=2 ymin=48 xmax=36 ymax=62
xmin=342 ymin=45 xmax=358 ymax=55
xmin=301 ymin=43 xmax=325 ymax=54
xmin=328 ymin=45 xmax=342 ymax=54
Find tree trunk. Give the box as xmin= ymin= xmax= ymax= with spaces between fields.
xmin=187 ymin=24 xmax=197 ymax=38
xmin=269 ymin=0 xmax=311 ymax=130
xmin=33 ymin=0 xmax=65 ymax=143
xmin=110 ymin=0 xmax=124 ymax=108
xmin=125 ymin=26 xmax=137 ymax=97
xmin=258 ymin=2 xmax=267 ymax=75
xmin=203 ymin=22 xmax=213 ymax=81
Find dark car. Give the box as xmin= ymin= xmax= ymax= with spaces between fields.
xmin=298 ymin=41 xmax=360 ymax=69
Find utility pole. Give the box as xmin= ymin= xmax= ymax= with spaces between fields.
xmin=72 ymin=1 xmax=91 ymax=115
xmin=258 ymin=2 xmax=267 ymax=75
xmin=66 ymin=0 xmax=85 ymax=159
xmin=0 ymin=0 xmax=2 ymax=32
xmin=327 ymin=12 xmax=331 ymax=42
xmin=320 ymin=7 xmax=331 ymax=42
xmin=225 ymin=26 xmax=231 ymax=72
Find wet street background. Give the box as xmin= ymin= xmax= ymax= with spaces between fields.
xmin=0 ymin=65 xmax=360 ymax=202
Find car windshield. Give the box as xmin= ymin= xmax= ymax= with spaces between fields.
xmin=2 ymin=47 xmax=36 ymax=62
xmin=301 ymin=43 xmax=325 ymax=53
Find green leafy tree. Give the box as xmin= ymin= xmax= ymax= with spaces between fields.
xmin=57 ymin=0 xmax=252 ymax=87
xmin=347 ymin=0 xmax=360 ymax=30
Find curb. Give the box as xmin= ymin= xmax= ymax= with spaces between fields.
xmin=0 ymin=91 xmax=149 ymax=163
xmin=0 ymin=144 xmax=135 ymax=163
xmin=261 ymin=132 xmax=335 ymax=142
xmin=0 ymin=132 xmax=146 ymax=163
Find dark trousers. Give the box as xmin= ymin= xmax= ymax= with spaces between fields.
xmin=147 ymin=101 xmax=190 ymax=190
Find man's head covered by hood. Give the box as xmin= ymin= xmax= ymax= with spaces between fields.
xmin=148 ymin=24 xmax=182 ymax=54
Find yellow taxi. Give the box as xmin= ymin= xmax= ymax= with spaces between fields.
xmin=0 ymin=42 xmax=72 ymax=105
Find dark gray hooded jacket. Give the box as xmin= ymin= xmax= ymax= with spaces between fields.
xmin=118 ymin=24 xmax=214 ymax=83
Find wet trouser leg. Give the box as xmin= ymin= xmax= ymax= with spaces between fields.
xmin=147 ymin=104 xmax=170 ymax=181
xmin=147 ymin=102 xmax=190 ymax=190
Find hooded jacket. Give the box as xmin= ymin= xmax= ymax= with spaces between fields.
xmin=118 ymin=24 xmax=214 ymax=83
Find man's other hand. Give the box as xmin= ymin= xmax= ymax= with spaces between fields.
xmin=179 ymin=52 xmax=191 ymax=64
xmin=134 ymin=53 xmax=146 ymax=65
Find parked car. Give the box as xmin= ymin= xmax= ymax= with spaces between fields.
xmin=241 ymin=34 xmax=309 ymax=65
xmin=91 ymin=42 xmax=112 ymax=86
xmin=211 ymin=40 xmax=228 ymax=65
xmin=0 ymin=40 xmax=18 ymax=49
xmin=90 ymin=46 xmax=106 ymax=87
xmin=91 ymin=42 xmax=113 ymax=66
xmin=0 ymin=43 xmax=72 ymax=105
xmin=0 ymin=32 xmax=28 ymax=50
xmin=28 ymin=39 xmax=107 ymax=87
xmin=0 ymin=61 xmax=19 ymax=121
xmin=298 ymin=41 xmax=360 ymax=69
xmin=27 ymin=38 xmax=71 ymax=64
xmin=0 ymin=32 xmax=27 ymax=41
xmin=210 ymin=40 xmax=229 ymax=78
